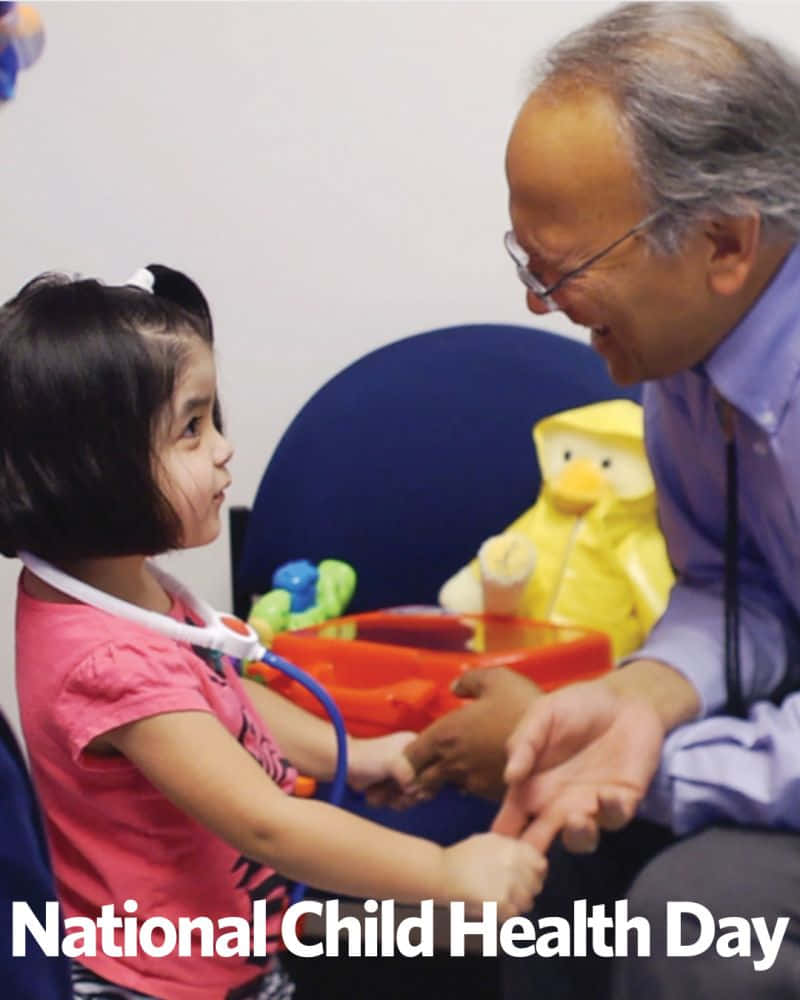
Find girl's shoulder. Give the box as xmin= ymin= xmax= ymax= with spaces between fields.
xmin=17 ymin=578 xmax=183 ymax=654
xmin=16 ymin=583 xmax=231 ymax=764
xmin=15 ymin=579 xmax=206 ymax=705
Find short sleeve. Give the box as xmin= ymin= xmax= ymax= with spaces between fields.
xmin=54 ymin=639 xmax=214 ymax=762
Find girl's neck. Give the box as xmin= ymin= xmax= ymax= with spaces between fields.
xmin=24 ymin=555 xmax=172 ymax=613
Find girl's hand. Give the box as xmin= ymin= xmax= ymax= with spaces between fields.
xmin=441 ymin=833 xmax=547 ymax=921
xmin=347 ymin=731 xmax=417 ymax=795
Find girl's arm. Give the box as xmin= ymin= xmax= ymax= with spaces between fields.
xmin=106 ymin=710 xmax=544 ymax=916
xmin=240 ymin=677 xmax=413 ymax=789
xmin=240 ymin=676 xmax=342 ymax=777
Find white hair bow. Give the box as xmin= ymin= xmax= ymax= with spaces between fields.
xmin=124 ymin=267 xmax=154 ymax=293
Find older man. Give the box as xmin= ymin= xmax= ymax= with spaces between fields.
xmin=406 ymin=3 xmax=800 ymax=996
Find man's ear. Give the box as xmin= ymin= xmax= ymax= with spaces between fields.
xmin=705 ymin=213 xmax=760 ymax=296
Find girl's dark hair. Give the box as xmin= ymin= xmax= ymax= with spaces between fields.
xmin=0 ymin=264 xmax=219 ymax=561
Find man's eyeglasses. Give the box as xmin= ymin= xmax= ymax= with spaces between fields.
xmin=504 ymin=209 xmax=665 ymax=312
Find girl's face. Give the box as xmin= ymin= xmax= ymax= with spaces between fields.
xmin=157 ymin=338 xmax=233 ymax=549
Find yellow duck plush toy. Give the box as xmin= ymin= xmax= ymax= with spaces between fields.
xmin=438 ymin=399 xmax=674 ymax=660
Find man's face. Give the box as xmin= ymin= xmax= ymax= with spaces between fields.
xmin=505 ymin=86 xmax=725 ymax=385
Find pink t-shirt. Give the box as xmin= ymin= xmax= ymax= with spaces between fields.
xmin=16 ymin=576 xmax=297 ymax=1000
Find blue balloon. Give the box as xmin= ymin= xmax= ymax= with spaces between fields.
xmin=0 ymin=41 xmax=18 ymax=101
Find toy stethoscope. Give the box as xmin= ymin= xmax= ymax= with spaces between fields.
xmin=19 ymin=550 xmax=348 ymax=904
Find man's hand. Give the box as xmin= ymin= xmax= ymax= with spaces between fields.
xmin=400 ymin=667 xmax=542 ymax=800
xmin=492 ymin=681 xmax=665 ymax=854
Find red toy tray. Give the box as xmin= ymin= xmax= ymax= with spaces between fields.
xmin=247 ymin=607 xmax=612 ymax=737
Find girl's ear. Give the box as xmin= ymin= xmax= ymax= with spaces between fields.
xmin=705 ymin=213 xmax=760 ymax=297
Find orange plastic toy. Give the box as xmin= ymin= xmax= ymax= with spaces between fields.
xmin=246 ymin=608 xmax=612 ymax=737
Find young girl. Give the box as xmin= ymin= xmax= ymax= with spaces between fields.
xmin=0 ymin=266 xmax=546 ymax=1000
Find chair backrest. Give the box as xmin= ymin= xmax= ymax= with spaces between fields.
xmin=234 ymin=323 xmax=639 ymax=617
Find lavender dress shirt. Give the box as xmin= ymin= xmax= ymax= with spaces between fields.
xmin=632 ymin=240 xmax=800 ymax=833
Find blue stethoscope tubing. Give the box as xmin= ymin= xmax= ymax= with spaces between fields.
xmin=253 ymin=648 xmax=348 ymax=903
xmin=18 ymin=551 xmax=348 ymax=904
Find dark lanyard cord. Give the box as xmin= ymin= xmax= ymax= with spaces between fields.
xmin=721 ymin=401 xmax=745 ymax=717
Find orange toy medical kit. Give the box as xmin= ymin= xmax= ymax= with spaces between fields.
xmin=246 ymin=607 xmax=612 ymax=737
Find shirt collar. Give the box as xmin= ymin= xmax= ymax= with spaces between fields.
xmin=701 ymin=241 xmax=800 ymax=434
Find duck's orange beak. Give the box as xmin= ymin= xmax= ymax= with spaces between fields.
xmin=550 ymin=458 xmax=610 ymax=515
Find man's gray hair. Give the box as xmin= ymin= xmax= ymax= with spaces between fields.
xmin=536 ymin=2 xmax=800 ymax=251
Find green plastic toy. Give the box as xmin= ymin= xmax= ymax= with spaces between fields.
xmin=248 ymin=559 xmax=356 ymax=642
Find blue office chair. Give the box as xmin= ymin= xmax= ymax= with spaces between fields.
xmin=231 ymin=323 xmax=639 ymax=842
xmin=234 ymin=323 xmax=638 ymax=615
xmin=0 ymin=714 xmax=71 ymax=999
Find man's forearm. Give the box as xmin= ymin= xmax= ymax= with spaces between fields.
xmin=601 ymin=658 xmax=701 ymax=731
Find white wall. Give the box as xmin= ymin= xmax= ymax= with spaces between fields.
xmin=2 ymin=1 xmax=799 ymax=737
